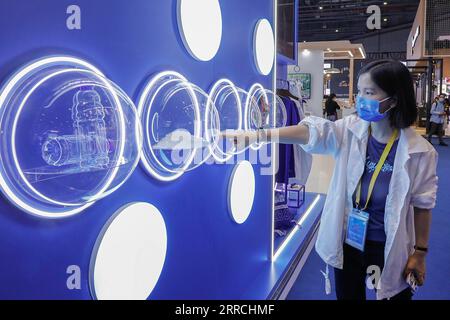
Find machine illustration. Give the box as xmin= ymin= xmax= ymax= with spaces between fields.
xmin=42 ymin=89 xmax=110 ymax=169
xmin=0 ymin=56 xmax=141 ymax=217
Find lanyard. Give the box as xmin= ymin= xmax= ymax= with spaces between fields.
xmin=355 ymin=129 xmax=399 ymax=211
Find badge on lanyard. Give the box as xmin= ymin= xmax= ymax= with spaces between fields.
xmin=345 ymin=129 xmax=398 ymax=252
xmin=345 ymin=208 xmax=369 ymax=251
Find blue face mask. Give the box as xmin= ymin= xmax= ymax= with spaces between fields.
xmin=356 ymin=95 xmax=394 ymax=122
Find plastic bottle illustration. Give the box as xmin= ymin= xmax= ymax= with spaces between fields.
xmin=41 ymin=89 xmax=110 ymax=169
xmin=72 ymin=89 xmax=109 ymax=168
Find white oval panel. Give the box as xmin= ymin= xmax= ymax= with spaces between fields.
xmin=228 ymin=161 xmax=255 ymax=224
xmin=253 ymin=19 xmax=275 ymax=75
xmin=177 ymin=0 xmax=223 ymax=61
xmin=90 ymin=202 xmax=167 ymax=300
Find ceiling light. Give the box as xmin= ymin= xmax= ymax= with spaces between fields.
xmin=325 ymin=68 xmax=341 ymax=74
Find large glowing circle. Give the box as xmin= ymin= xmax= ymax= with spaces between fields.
xmin=90 ymin=202 xmax=168 ymax=300
xmin=228 ymin=161 xmax=255 ymax=224
xmin=208 ymin=79 xmax=243 ymax=162
xmin=177 ymin=0 xmax=223 ymax=61
xmin=264 ymin=90 xmax=288 ymax=128
xmin=138 ymin=71 xmax=220 ymax=182
xmin=245 ymin=83 xmax=268 ymax=150
xmin=0 ymin=56 xmax=141 ymax=218
xmin=253 ymin=19 xmax=275 ymax=75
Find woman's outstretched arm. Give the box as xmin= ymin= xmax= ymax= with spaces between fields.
xmin=222 ymin=124 xmax=310 ymax=150
xmin=223 ymin=116 xmax=346 ymax=156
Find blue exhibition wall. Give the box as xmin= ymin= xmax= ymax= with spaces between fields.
xmin=0 ymin=0 xmax=274 ymax=299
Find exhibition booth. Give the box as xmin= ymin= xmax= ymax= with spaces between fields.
xmin=293 ymin=41 xmax=366 ymax=118
xmin=0 ymin=0 xmax=327 ymax=300
xmin=406 ymin=0 xmax=450 ymax=128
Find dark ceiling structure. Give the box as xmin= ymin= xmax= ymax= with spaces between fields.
xmin=298 ymin=0 xmax=421 ymax=42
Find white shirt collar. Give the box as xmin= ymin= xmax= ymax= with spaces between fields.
xmin=347 ymin=117 xmax=431 ymax=155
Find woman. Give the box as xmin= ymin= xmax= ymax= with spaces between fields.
xmin=325 ymin=93 xmax=341 ymax=122
xmin=226 ymin=60 xmax=437 ymax=300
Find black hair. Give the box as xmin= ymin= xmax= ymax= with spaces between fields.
xmin=327 ymin=93 xmax=337 ymax=101
xmin=358 ymin=59 xmax=417 ymax=129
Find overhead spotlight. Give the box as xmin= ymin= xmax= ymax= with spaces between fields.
xmin=302 ymin=49 xmax=311 ymax=56
xmin=325 ymin=68 xmax=341 ymax=74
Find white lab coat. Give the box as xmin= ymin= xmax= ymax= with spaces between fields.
xmin=300 ymin=115 xmax=438 ymax=300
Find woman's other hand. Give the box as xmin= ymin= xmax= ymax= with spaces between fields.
xmin=403 ymin=251 xmax=427 ymax=286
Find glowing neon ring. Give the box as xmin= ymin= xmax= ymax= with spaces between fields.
xmin=0 ymin=56 xmax=127 ymax=218
xmin=263 ymin=89 xmax=287 ymax=128
xmin=245 ymin=83 xmax=269 ymax=151
xmin=208 ymin=79 xmax=243 ymax=163
xmin=11 ymin=69 xmax=126 ymax=208
xmin=138 ymin=71 xmax=201 ymax=182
